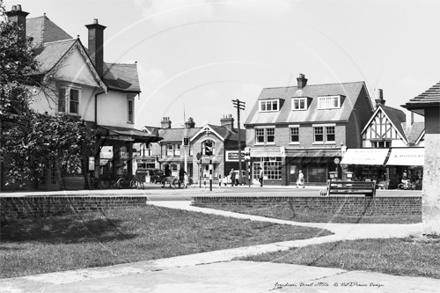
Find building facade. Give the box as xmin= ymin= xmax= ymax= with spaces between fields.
xmin=142 ymin=116 xmax=246 ymax=184
xmin=1 ymin=5 xmax=161 ymax=190
xmin=244 ymin=74 xmax=374 ymax=186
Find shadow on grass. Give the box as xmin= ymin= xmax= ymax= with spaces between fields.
xmin=1 ymin=216 xmax=138 ymax=244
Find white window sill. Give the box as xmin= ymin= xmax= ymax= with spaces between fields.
xmin=325 ymin=142 xmax=336 ymax=145
xmin=289 ymin=142 xmax=300 ymax=145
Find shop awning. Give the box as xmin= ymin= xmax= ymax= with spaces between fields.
xmin=285 ymin=149 xmax=342 ymax=158
xmin=100 ymin=125 xmax=163 ymax=143
xmin=385 ymin=148 xmax=424 ymax=166
xmin=340 ymin=148 xmax=389 ymax=165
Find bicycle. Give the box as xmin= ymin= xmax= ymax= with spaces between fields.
xmin=116 ymin=174 xmax=145 ymax=189
xmin=98 ymin=173 xmax=118 ymax=189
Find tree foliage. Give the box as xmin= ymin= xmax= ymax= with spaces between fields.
xmin=1 ymin=1 xmax=97 ymax=187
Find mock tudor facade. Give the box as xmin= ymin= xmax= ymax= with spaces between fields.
xmin=244 ymin=74 xmax=374 ymax=186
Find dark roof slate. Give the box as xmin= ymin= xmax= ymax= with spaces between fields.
xmin=380 ymin=105 xmax=407 ymax=139
xmin=27 ymin=16 xmax=72 ymax=45
xmin=404 ymin=122 xmax=425 ymax=145
xmin=245 ymin=81 xmax=369 ymax=125
xmin=103 ymin=63 xmax=140 ymax=92
xmin=33 ymin=39 xmax=76 ymax=73
xmin=157 ymin=125 xmax=246 ymax=143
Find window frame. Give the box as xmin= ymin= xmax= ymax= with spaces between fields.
xmin=317 ymin=96 xmax=341 ymax=110
xmin=289 ymin=126 xmax=300 ymax=143
xmin=174 ymin=144 xmax=181 ymax=156
xmin=166 ymin=144 xmax=173 ymax=156
xmin=259 ymin=99 xmax=280 ymax=112
xmin=314 ymin=127 xmax=324 ymax=143
xmin=292 ymin=98 xmax=307 ymax=111
xmin=202 ymin=139 xmax=215 ymax=156
xmin=326 ymin=126 xmax=335 ymax=143
xmin=127 ymin=98 xmax=134 ymax=123
xmin=255 ymin=127 xmax=276 ymax=145
xmin=58 ymin=86 xmax=81 ymax=115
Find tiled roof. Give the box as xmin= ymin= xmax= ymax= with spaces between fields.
xmin=27 ymin=16 xmax=72 ymax=45
xmin=157 ymin=126 xmax=246 ymax=143
xmin=404 ymin=122 xmax=425 ymax=145
xmin=380 ymin=105 xmax=407 ymax=140
xmin=158 ymin=128 xmax=202 ymax=142
xmin=245 ymin=81 xmax=369 ymax=125
xmin=26 ymin=15 xmax=140 ymax=93
xmin=33 ymin=39 xmax=76 ymax=73
xmin=402 ymin=81 xmax=440 ymax=115
xmin=103 ymin=63 xmax=140 ymax=92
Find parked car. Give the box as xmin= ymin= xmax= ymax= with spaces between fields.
xmin=148 ymin=169 xmax=165 ymax=184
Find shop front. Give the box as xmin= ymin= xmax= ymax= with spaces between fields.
xmin=385 ymin=147 xmax=424 ymax=189
xmin=285 ymin=148 xmax=343 ymax=186
xmin=95 ymin=126 xmax=162 ymax=182
xmin=250 ymin=147 xmax=285 ymax=185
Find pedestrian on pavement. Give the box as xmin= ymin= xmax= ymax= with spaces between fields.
xmin=178 ymin=166 xmax=187 ymax=188
xmin=258 ymin=167 xmax=264 ymax=187
xmin=230 ymin=168 xmax=236 ymax=186
xmin=163 ymin=165 xmax=172 ymax=188
xmin=296 ymin=170 xmax=305 ymax=188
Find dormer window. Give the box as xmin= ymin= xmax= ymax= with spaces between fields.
xmin=292 ymin=98 xmax=307 ymax=110
xmin=318 ymin=95 xmax=342 ymax=109
xmin=259 ymin=100 xmax=279 ymax=112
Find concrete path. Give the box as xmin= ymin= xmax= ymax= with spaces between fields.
xmin=1 ymin=200 xmax=435 ymax=293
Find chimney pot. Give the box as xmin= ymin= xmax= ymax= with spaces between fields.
xmin=6 ymin=5 xmax=29 ymax=43
xmin=94 ymin=18 xmax=98 ymax=24
xmin=11 ymin=5 xmax=16 ymax=10
xmin=17 ymin=4 xmax=22 ymax=11
xmin=86 ymin=19 xmax=106 ymax=77
xmin=374 ymin=89 xmax=386 ymax=107
xmin=220 ymin=114 xmax=234 ymax=130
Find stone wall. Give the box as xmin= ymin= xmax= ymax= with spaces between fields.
xmin=1 ymin=196 xmax=148 ymax=221
xmin=192 ymin=196 xmax=421 ymax=217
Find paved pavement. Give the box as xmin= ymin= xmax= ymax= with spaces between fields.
xmin=1 ymin=189 xmax=436 ymax=293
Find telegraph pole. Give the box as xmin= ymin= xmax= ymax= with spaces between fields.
xmin=232 ymin=99 xmax=245 ymax=184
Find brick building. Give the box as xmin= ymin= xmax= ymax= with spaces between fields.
xmin=244 ymin=74 xmax=374 ymax=186
xmin=143 ymin=116 xmax=246 ymax=184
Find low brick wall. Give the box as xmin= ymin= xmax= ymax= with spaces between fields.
xmin=192 ymin=196 xmax=422 ymax=217
xmin=1 ymin=196 xmax=148 ymax=221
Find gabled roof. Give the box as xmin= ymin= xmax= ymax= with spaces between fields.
xmin=103 ymin=63 xmax=140 ymax=92
xmin=158 ymin=128 xmax=201 ymax=142
xmin=380 ymin=105 xmax=407 ymax=139
xmin=404 ymin=122 xmax=425 ymax=145
xmin=26 ymin=14 xmax=139 ymax=94
xmin=27 ymin=16 xmax=72 ymax=45
xmin=402 ymin=81 xmax=440 ymax=115
xmin=245 ymin=81 xmax=370 ymax=125
xmin=156 ymin=125 xmax=246 ymax=143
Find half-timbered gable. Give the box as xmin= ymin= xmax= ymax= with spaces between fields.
xmin=361 ymin=105 xmax=407 ymax=147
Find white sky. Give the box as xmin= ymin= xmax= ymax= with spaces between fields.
xmin=6 ymin=0 xmax=440 ymax=128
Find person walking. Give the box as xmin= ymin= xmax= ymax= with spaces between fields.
xmin=296 ymin=170 xmax=305 ymax=188
xmin=178 ymin=166 xmax=187 ymax=188
xmin=230 ymin=168 xmax=236 ymax=186
xmin=258 ymin=167 xmax=264 ymax=187
xmin=162 ymin=165 xmax=172 ymax=188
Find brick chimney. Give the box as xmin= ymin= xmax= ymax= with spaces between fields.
xmin=296 ymin=73 xmax=308 ymax=89
xmin=220 ymin=114 xmax=234 ymax=131
xmin=6 ymin=5 xmax=29 ymax=43
xmin=184 ymin=117 xmax=195 ymax=129
xmin=161 ymin=117 xmax=172 ymax=129
xmin=85 ymin=19 xmax=106 ymax=77
xmin=375 ymin=89 xmax=386 ymax=108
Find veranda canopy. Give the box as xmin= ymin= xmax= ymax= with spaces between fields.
xmin=340 ymin=148 xmax=389 ymax=165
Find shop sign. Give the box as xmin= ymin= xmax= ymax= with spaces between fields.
xmin=136 ymin=158 xmax=156 ymax=163
xmin=103 ymin=135 xmax=134 ymax=141
xmin=226 ymin=151 xmax=246 ymax=161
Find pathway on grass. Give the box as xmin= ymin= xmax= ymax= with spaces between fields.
xmin=149 ymin=201 xmax=423 ymax=243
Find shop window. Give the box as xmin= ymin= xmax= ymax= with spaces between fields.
xmin=255 ymin=127 xmax=275 ymax=144
xmin=262 ymin=157 xmax=282 ymax=180
xmin=290 ymin=127 xmax=299 ymax=143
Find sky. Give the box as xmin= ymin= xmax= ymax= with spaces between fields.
xmin=5 ymin=0 xmax=440 ymax=128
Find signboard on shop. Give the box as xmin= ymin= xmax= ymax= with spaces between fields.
xmin=225 ymin=151 xmax=246 ymax=162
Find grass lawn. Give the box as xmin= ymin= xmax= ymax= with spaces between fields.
xmin=197 ymin=204 xmax=422 ymax=224
xmin=0 ymin=206 xmax=332 ymax=278
xmin=239 ymin=237 xmax=440 ymax=279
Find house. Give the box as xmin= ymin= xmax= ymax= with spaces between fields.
xmin=140 ymin=116 xmax=246 ymax=184
xmin=342 ymin=89 xmax=425 ymax=188
xmin=2 ymin=5 xmax=161 ymax=190
xmin=244 ymin=73 xmax=374 ymax=186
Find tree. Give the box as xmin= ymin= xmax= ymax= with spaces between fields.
xmin=1 ymin=1 xmax=97 ymax=188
